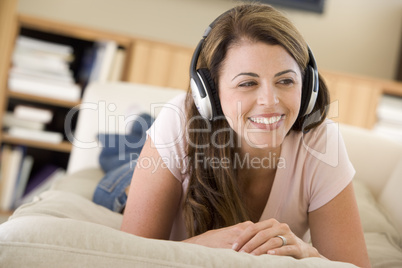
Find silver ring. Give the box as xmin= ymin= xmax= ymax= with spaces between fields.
xmin=276 ymin=235 xmax=287 ymax=247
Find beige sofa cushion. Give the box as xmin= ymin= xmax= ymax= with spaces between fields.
xmin=50 ymin=167 xmax=104 ymax=200
xmin=354 ymin=180 xmax=400 ymax=243
xmin=353 ymin=180 xmax=402 ymax=267
xmin=1 ymin=174 xmax=402 ymax=267
xmin=8 ymin=190 xmax=121 ymax=229
xmin=379 ymin=157 xmax=402 ymax=240
xmin=2 ymin=168 xmax=402 ymax=268
xmin=340 ymin=124 xmax=402 ymax=198
xmin=365 ymin=233 xmax=402 ymax=268
xmin=0 ymin=190 xmax=356 ymax=268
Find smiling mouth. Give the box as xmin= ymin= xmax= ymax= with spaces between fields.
xmin=249 ymin=115 xmax=284 ymax=125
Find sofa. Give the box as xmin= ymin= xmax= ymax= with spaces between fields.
xmin=0 ymin=82 xmax=401 ymax=267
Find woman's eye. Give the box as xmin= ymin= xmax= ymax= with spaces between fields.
xmin=278 ymin=79 xmax=294 ymax=86
xmin=239 ymin=81 xmax=257 ymax=87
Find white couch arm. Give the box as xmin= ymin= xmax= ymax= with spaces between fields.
xmin=340 ymin=124 xmax=402 ymax=198
xmin=67 ymin=82 xmax=184 ymax=174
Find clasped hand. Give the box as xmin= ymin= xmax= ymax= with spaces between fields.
xmin=186 ymin=218 xmax=320 ymax=259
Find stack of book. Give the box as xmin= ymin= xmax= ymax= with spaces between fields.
xmin=78 ymin=40 xmax=125 ymax=87
xmin=0 ymin=145 xmax=65 ymax=211
xmin=2 ymin=105 xmax=63 ymax=144
xmin=373 ymin=94 xmax=402 ymax=143
xmin=8 ymin=36 xmax=81 ymax=102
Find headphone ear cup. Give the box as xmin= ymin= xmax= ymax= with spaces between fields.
xmin=197 ymin=68 xmax=223 ymax=118
xmin=299 ymin=66 xmax=314 ymax=117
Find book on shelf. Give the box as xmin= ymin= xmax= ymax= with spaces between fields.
xmin=14 ymin=105 xmax=53 ymax=124
xmin=108 ymin=48 xmax=126 ymax=81
xmin=11 ymin=154 xmax=34 ymax=209
xmin=374 ymin=94 xmax=402 ymax=144
xmin=376 ymin=94 xmax=402 ymax=125
xmin=0 ymin=146 xmax=65 ymax=211
xmin=17 ymin=165 xmax=65 ymax=207
xmin=13 ymin=45 xmax=74 ymax=64
xmin=8 ymin=72 xmax=81 ymax=102
xmin=2 ymin=112 xmax=45 ymax=131
xmin=88 ymin=40 xmax=118 ymax=83
xmin=77 ymin=40 xmax=124 ymax=87
xmin=10 ymin=66 xmax=74 ymax=84
xmin=16 ymin=36 xmax=73 ymax=59
xmin=12 ymin=36 xmax=74 ymax=77
xmin=12 ymin=51 xmax=71 ymax=75
xmin=77 ymin=46 xmax=96 ymax=87
xmin=6 ymin=127 xmax=64 ymax=144
xmin=0 ymin=146 xmax=26 ymax=211
xmin=0 ymin=145 xmax=13 ymax=210
xmin=9 ymin=35 xmax=81 ymax=102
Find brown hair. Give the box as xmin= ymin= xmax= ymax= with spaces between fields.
xmin=183 ymin=3 xmax=330 ymax=237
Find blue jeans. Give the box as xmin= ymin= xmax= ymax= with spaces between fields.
xmin=92 ymin=113 xmax=153 ymax=213
xmin=93 ymin=160 xmax=135 ymax=212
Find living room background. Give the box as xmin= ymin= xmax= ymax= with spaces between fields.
xmin=18 ymin=0 xmax=402 ymax=81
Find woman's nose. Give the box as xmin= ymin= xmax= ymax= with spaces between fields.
xmin=257 ymin=84 xmax=279 ymax=107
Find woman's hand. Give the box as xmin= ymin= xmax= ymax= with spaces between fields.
xmin=184 ymin=219 xmax=321 ymax=259
xmin=184 ymin=221 xmax=251 ymax=249
xmin=232 ymin=219 xmax=321 ymax=258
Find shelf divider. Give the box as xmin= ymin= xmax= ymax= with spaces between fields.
xmin=7 ymin=90 xmax=81 ymax=108
xmin=2 ymin=134 xmax=72 ymax=153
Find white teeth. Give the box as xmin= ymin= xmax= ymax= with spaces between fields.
xmin=250 ymin=115 xmax=282 ymax=125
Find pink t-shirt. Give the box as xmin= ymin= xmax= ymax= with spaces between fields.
xmin=147 ymin=93 xmax=355 ymax=242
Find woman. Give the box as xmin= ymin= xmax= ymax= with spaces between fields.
xmin=121 ymin=3 xmax=370 ymax=267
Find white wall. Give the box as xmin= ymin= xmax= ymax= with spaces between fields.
xmin=18 ymin=0 xmax=402 ymax=80
xmin=285 ymin=0 xmax=402 ymax=80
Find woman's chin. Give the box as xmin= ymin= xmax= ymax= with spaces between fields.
xmin=243 ymin=132 xmax=286 ymax=149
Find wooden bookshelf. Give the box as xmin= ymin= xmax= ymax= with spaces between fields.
xmin=126 ymin=39 xmax=193 ymax=89
xmin=382 ymin=80 xmax=402 ymax=96
xmin=18 ymin=14 xmax=133 ymax=47
xmin=2 ymin=134 xmax=72 ymax=153
xmin=0 ymin=0 xmax=194 ymax=213
xmin=7 ymin=91 xmax=81 ymax=108
xmin=0 ymin=0 xmax=18 ymax=140
xmin=15 ymin=14 xmax=194 ymax=90
xmin=321 ymin=70 xmax=402 ymax=129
